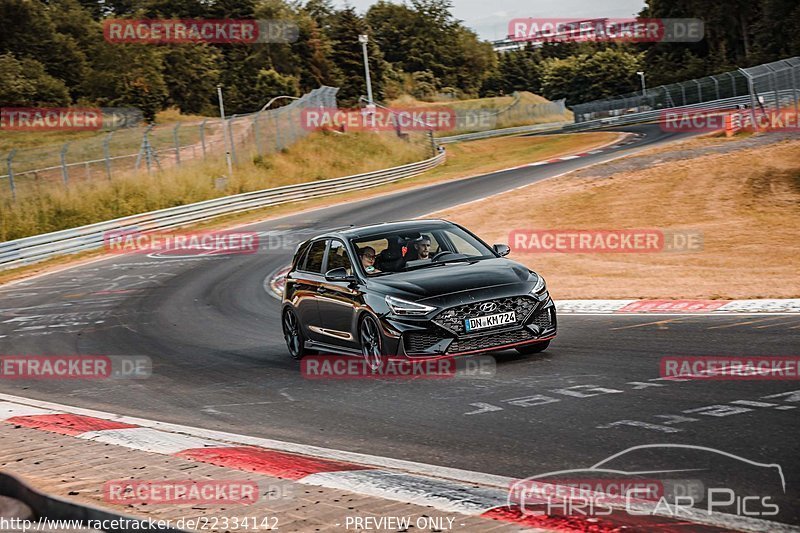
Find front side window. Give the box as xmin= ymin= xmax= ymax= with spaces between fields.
xmin=326 ymin=240 xmax=353 ymax=274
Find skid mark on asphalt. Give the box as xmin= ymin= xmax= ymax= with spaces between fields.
xmin=609 ymin=316 xmax=696 ymax=330
xmin=706 ymin=317 xmax=788 ymax=329
xmin=754 ymin=320 xmax=800 ymax=329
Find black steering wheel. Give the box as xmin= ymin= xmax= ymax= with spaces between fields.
xmin=431 ymin=250 xmax=455 ymax=262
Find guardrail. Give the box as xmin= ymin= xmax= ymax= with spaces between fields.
xmin=0 ymin=151 xmax=446 ymax=270
xmin=436 ymin=121 xmax=570 ymax=143
xmin=563 ymin=91 xmax=793 ymax=131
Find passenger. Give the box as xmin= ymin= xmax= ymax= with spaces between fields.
xmin=359 ymin=246 xmax=380 ymax=274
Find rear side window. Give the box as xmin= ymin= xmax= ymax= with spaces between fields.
xmin=303 ymin=240 xmax=328 ymax=273
xmin=294 ymin=241 xmax=311 ymax=270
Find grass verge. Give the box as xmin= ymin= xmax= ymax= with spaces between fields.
xmin=0 ymin=131 xmax=428 ymax=241
xmin=431 ymin=136 xmax=800 ymax=299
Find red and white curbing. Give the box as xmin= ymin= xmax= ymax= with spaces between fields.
xmin=502 ymin=134 xmax=640 ymax=171
xmin=267 ymin=269 xmax=800 ymax=314
xmin=1 ymin=394 xmax=797 ymax=532
xmin=556 ymin=299 xmax=800 ymax=315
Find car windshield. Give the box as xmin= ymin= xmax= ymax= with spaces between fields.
xmin=350 ymin=225 xmax=495 ymax=276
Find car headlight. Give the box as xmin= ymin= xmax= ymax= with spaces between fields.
xmin=530 ymin=275 xmax=547 ymax=296
xmin=385 ymin=295 xmax=437 ymax=316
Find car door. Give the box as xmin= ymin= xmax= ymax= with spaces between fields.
xmin=287 ymin=238 xmax=328 ymax=343
xmin=316 ymin=239 xmax=362 ymax=349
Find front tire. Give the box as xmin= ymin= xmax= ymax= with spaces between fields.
xmin=282 ymin=308 xmax=309 ymax=360
xmin=359 ymin=315 xmax=385 ymax=371
xmin=516 ymin=340 xmax=550 ymax=355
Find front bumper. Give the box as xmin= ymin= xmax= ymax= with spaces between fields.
xmin=380 ymin=294 xmax=557 ymax=358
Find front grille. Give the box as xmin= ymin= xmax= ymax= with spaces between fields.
xmin=448 ymin=328 xmax=535 ymax=354
xmin=404 ymin=330 xmax=448 ymax=353
xmin=531 ymin=309 xmax=552 ymax=329
xmin=433 ymin=296 xmax=537 ymax=336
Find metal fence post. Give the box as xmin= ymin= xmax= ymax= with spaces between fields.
xmin=740 ymin=68 xmax=760 ymax=132
xmin=199 ymin=120 xmax=208 ymax=160
xmin=253 ymin=113 xmax=262 ymax=156
xmin=712 ymin=76 xmax=720 ymax=100
xmin=172 ymin=124 xmax=181 ymax=166
xmin=275 ymin=109 xmax=282 ymax=151
xmin=227 ymin=116 xmax=237 ymax=165
xmin=143 ymin=125 xmax=155 ymax=174
xmin=60 ymin=143 xmax=70 ymax=187
xmin=6 ymin=150 xmax=16 ymax=200
xmin=103 ymin=132 xmax=114 ymax=180
xmin=693 ymin=80 xmax=702 ymax=105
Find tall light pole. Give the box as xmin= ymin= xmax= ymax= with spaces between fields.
xmin=636 ymin=71 xmax=646 ymax=96
xmin=217 ymin=85 xmax=234 ymax=178
xmin=359 ymin=34 xmax=374 ymax=105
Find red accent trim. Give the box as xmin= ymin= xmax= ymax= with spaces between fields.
xmin=483 ymin=505 xmax=731 ymax=532
xmin=176 ymin=446 xmax=370 ymax=480
xmin=5 ymin=414 xmax=137 ymax=436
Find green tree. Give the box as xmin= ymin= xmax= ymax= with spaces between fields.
xmin=162 ymin=45 xmax=221 ymax=115
xmin=329 ymin=7 xmax=385 ymax=106
xmin=541 ymin=48 xmax=642 ymax=105
xmin=0 ymin=53 xmax=70 ymax=106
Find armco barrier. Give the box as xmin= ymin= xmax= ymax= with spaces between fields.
xmin=437 ymin=121 xmax=569 ymax=143
xmin=0 ymin=151 xmax=445 ymax=270
xmin=563 ymin=91 xmax=796 ymax=132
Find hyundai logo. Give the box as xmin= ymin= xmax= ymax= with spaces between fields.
xmin=479 ymin=302 xmax=497 ymax=313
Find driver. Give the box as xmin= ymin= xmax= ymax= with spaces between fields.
xmin=412 ymin=236 xmax=432 ymax=260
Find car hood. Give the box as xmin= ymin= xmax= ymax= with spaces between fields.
xmin=367 ymin=258 xmax=536 ymax=300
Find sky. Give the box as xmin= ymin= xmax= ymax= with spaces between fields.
xmin=333 ymin=0 xmax=648 ymax=41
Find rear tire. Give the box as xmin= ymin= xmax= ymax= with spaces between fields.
xmin=516 ymin=340 xmax=550 ymax=355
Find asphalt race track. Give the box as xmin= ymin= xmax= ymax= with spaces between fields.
xmin=1 ymin=124 xmax=798 ymax=525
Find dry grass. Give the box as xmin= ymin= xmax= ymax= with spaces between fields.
xmin=391 ymin=91 xmax=573 ymax=134
xmin=0 ymin=131 xmax=427 ymax=241
xmin=432 ymin=138 xmax=800 ymax=299
xmin=0 ymin=108 xmax=207 ymax=152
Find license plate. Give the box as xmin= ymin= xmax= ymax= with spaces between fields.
xmin=464 ymin=311 xmax=516 ymax=332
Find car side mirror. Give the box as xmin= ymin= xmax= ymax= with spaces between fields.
xmin=493 ymin=244 xmax=511 ymax=257
xmin=325 ymin=267 xmax=356 ymax=282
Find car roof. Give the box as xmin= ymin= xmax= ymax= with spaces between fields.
xmin=310 ymin=219 xmax=454 ymax=241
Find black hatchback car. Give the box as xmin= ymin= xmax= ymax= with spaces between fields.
xmin=281 ymin=220 xmax=556 ymax=368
